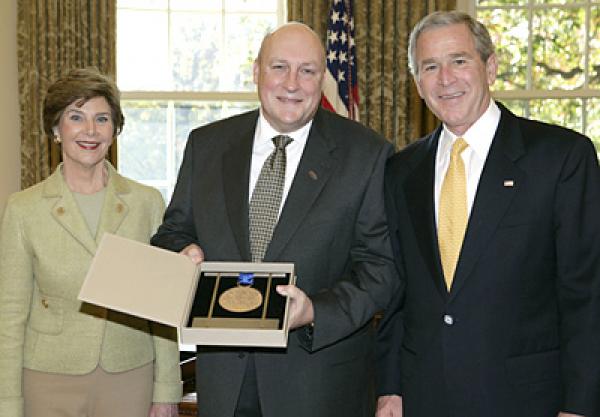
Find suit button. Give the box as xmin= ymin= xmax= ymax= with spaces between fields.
xmin=238 ymin=352 xmax=246 ymax=359
xmin=443 ymin=314 xmax=454 ymax=326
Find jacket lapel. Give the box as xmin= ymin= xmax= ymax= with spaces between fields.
xmin=96 ymin=164 xmax=130 ymax=244
xmin=44 ymin=165 xmax=97 ymax=256
xmin=264 ymin=109 xmax=338 ymax=261
xmin=448 ymin=105 xmax=526 ymax=301
xmin=403 ymin=128 xmax=448 ymax=299
xmin=222 ymin=114 xmax=257 ymax=261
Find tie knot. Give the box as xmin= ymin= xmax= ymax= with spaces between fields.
xmin=272 ymin=135 xmax=293 ymax=150
xmin=451 ymin=137 xmax=468 ymax=159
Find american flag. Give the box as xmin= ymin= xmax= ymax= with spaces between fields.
xmin=321 ymin=0 xmax=359 ymax=121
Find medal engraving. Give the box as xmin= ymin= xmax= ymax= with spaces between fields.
xmin=219 ymin=286 xmax=263 ymax=313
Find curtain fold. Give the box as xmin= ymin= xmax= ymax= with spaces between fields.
xmin=289 ymin=0 xmax=456 ymax=150
xmin=17 ymin=0 xmax=116 ymax=189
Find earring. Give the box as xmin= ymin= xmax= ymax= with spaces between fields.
xmin=53 ymin=136 xmax=61 ymax=144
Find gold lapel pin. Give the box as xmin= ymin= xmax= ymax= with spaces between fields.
xmin=503 ymin=180 xmax=514 ymax=187
xmin=308 ymin=170 xmax=318 ymax=180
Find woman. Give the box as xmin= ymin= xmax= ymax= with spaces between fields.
xmin=0 ymin=68 xmax=181 ymax=417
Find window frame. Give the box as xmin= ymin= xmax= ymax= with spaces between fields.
xmin=116 ymin=0 xmax=287 ymax=198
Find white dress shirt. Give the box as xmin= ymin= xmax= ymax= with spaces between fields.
xmin=249 ymin=111 xmax=311 ymax=217
xmin=434 ymin=100 xmax=501 ymax=225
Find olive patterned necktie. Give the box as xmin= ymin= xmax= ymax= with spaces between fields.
xmin=249 ymin=135 xmax=293 ymax=262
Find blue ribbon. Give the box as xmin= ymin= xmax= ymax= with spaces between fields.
xmin=238 ymin=272 xmax=254 ymax=286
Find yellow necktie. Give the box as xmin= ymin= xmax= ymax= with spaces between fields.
xmin=438 ymin=138 xmax=469 ymax=291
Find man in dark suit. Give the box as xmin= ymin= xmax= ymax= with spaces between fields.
xmin=376 ymin=11 xmax=600 ymax=417
xmin=151 ymin=22 xmax=397 ymax=417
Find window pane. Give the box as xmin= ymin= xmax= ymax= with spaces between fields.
xmin=586 ymin=98 xmax=600 ymax=152
xmin=529 ymin=99 xmax=582 ymax=131
xmin=225 ymin=0 xmax=279 ymax=12
xmin=479 ymin=8 xmax=528 ymax=91
xmin=119 ymin=101 xmax=168 ymax=181
xmin=590 ymin=6 xmax=600 ymax=89
xmin=171 ymin=12 xmax=221 ymax=91
xmin=169 ymin=12 xmax=274 ymax=92
xmin=118 ymin=100 xmax=258 ymax=198
xmin=174 ymin=101 xmax=258 ymax=170
xmin=532 ymin=8 xmax=585 ymax=90
xmin=222 ymin=14 xmax=276 ymax=91
xmin=170 ymin=0 xmax=223 ymax=12
xmin=498 ymin=99 xmax=527 ymax=117
xmin=117 ymin=9 xmax=170 ymax=90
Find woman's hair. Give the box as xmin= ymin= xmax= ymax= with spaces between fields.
xmin=408 ymin=11 xmax=495 ymax=77
xmin=43 ymin=67 xmax=124 ymax=139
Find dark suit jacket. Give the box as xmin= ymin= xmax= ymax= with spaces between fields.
xmin=377 ymin=103 xmax=600 ymax=417
xmin=151 ymin=108 xmax=398 ymax=417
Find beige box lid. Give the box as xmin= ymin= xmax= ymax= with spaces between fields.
xmin=78 ymin=233 xmax=198 ymax=328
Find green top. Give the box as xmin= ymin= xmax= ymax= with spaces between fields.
xmin=72 ymin=188 xmax=107 ymax=238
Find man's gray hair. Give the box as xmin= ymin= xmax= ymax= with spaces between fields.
xmin=408 ymin=11 xmax=495 ymax=76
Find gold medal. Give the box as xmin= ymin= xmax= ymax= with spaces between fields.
xmin=219 ymin=286 xmax=263 ymax=313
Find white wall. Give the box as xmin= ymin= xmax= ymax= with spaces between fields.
xmin=0 ymin=0 xmax=21 ymax=214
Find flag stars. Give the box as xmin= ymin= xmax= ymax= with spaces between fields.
xmin=339 ymin=51 xmax=347 ymax=64
xmin=327 ymin=50 xmax=337 ymax=64
xmin=331 ymin=11 xmax=340 ymax=23
xmin=340 ymin=32 xmax=347 ymax=44
xmin=328 ymin=29 xmax=339 ymax=44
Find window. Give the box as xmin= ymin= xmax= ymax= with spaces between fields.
xmin=116 ymin=0 xmax=287 ymax=200
xmin=458 ymin=0 xmax=600 ymax=154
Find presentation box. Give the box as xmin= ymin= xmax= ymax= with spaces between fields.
xmin=78 ymin=233 xmax=295 ymax=347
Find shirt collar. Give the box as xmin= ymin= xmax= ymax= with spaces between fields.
xmin=255 ymin=110 xmax=312 ymax=150
xmin=439 ymin=100 xmax=500 ymax=160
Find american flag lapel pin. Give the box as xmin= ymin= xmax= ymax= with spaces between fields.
xmin=503 ymin=180 xmax=514 ymax=187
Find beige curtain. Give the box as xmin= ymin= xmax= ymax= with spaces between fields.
xmin=289 ymin=0 xmax=456 ymax=150
xmin=17 ymin=0 xmax=116 ymax=189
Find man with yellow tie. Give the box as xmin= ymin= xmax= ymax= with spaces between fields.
xmin=376 ymin=11 xmax=600 ymax=417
